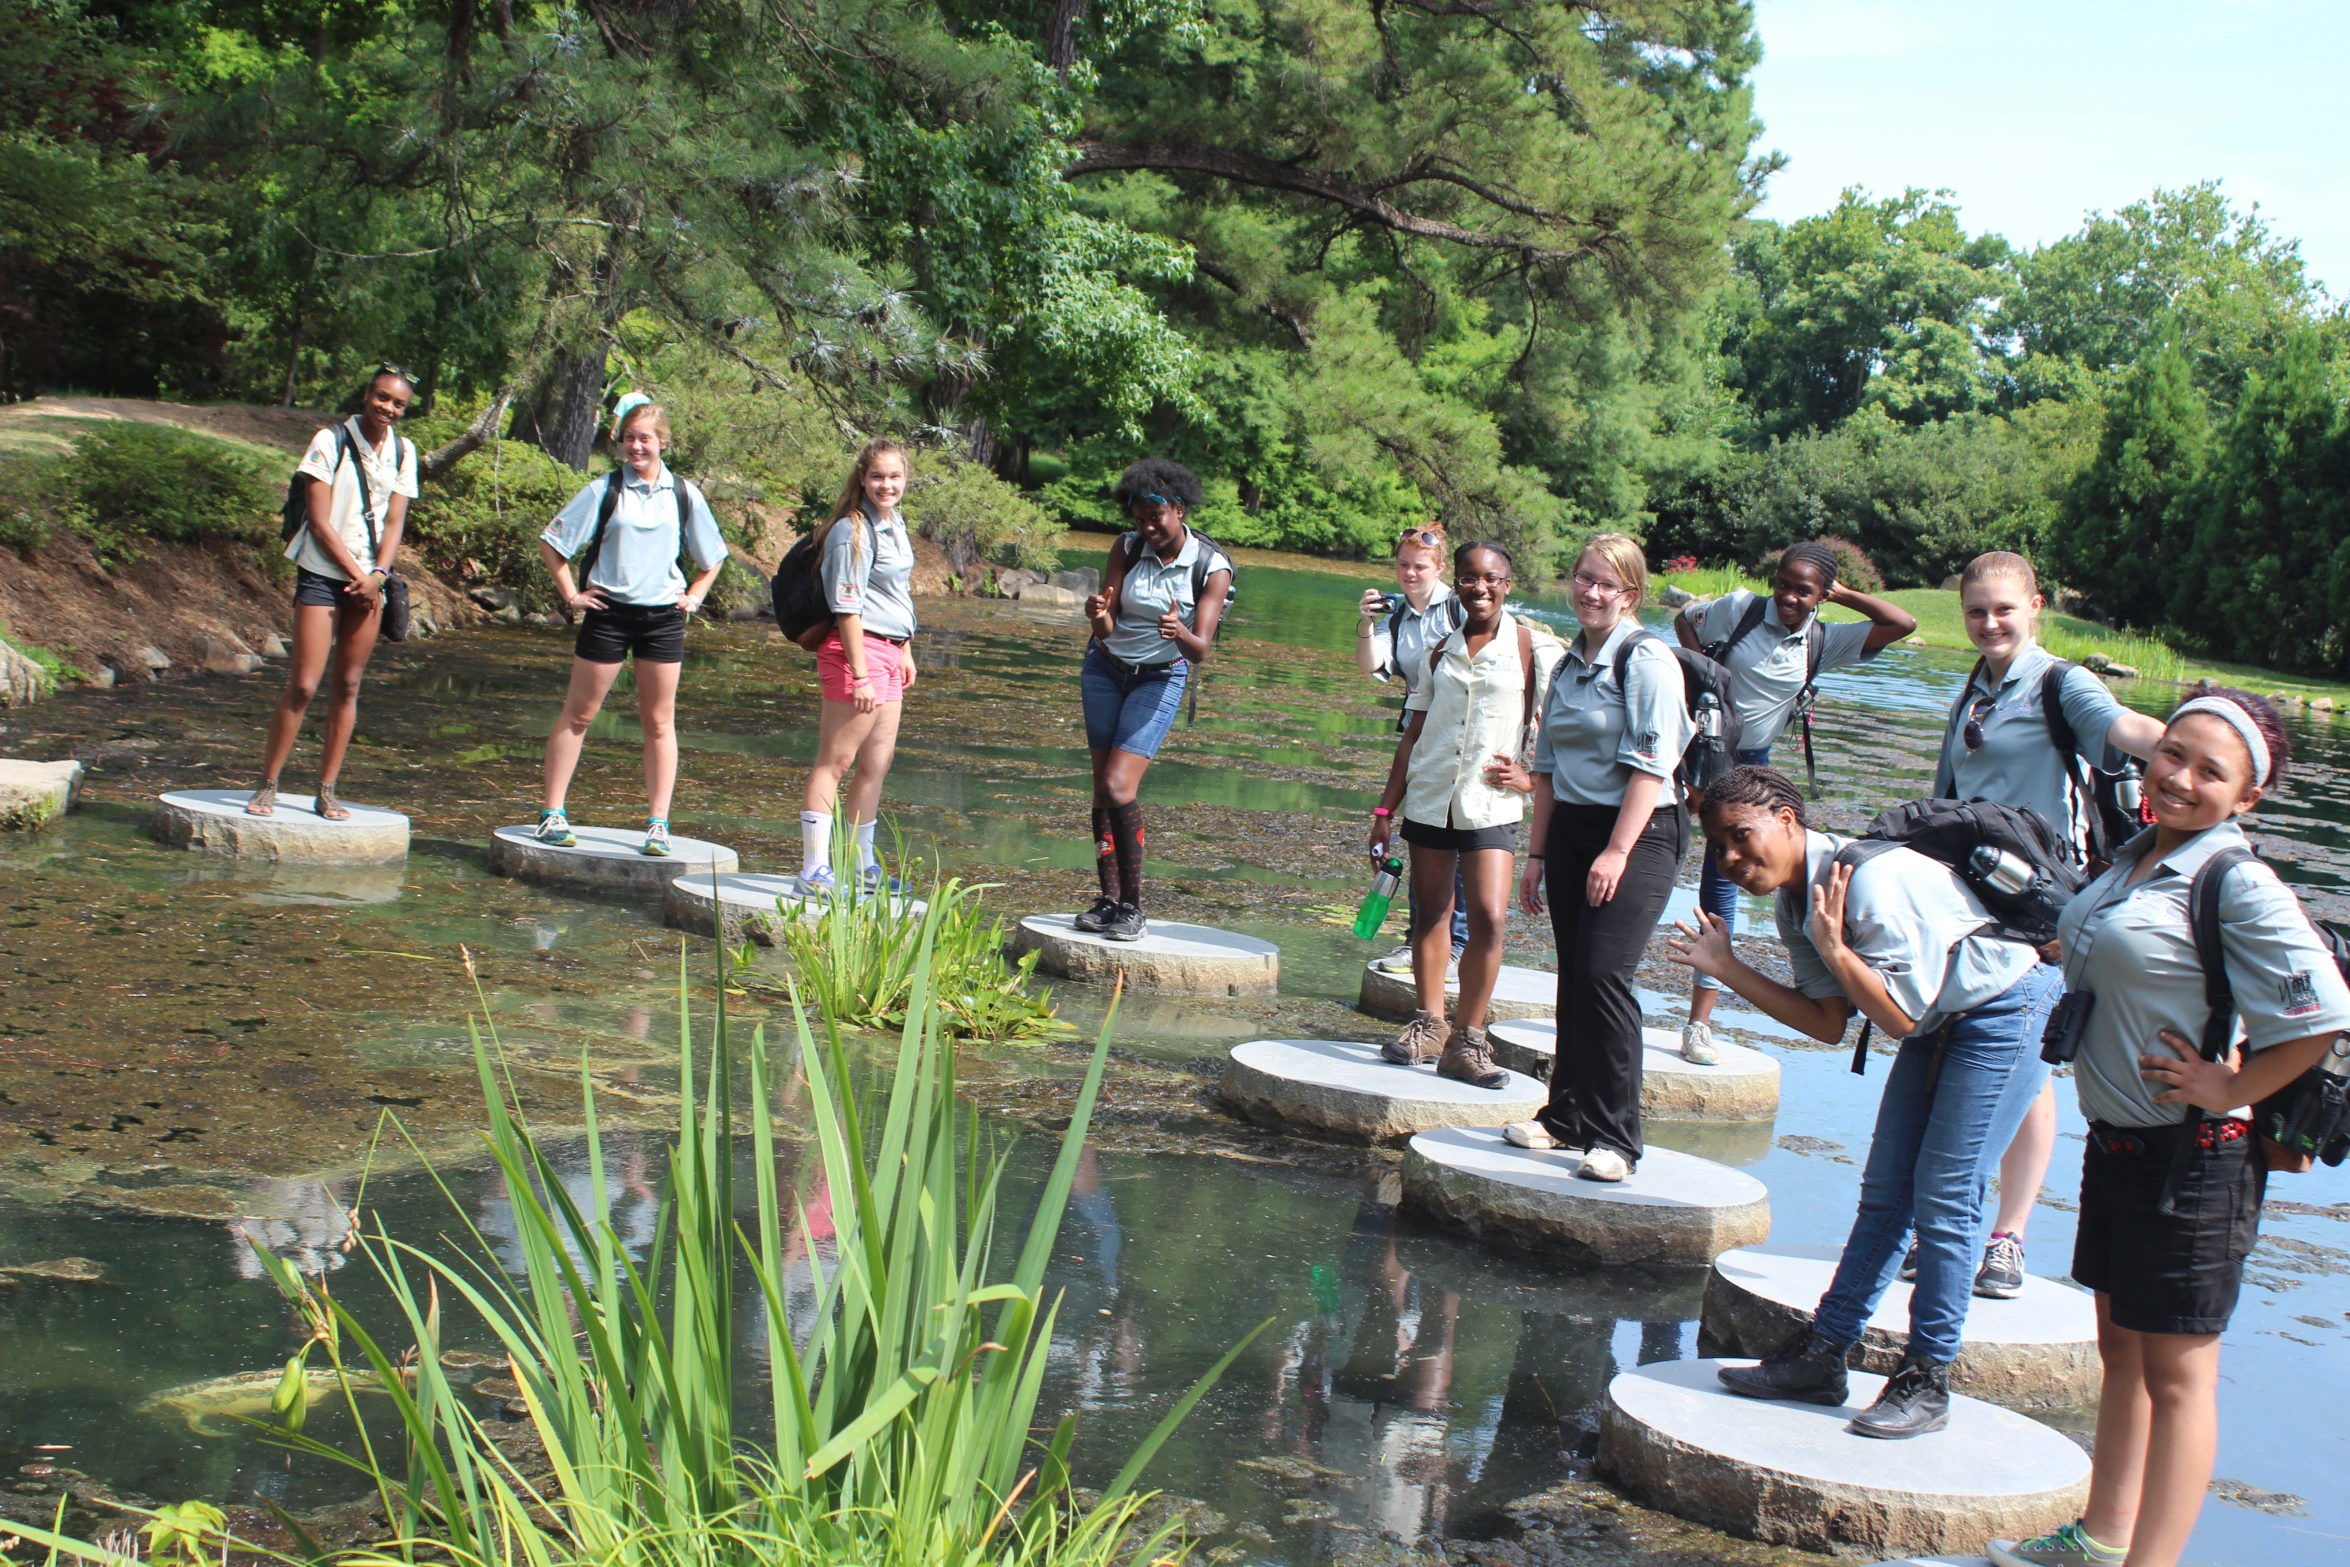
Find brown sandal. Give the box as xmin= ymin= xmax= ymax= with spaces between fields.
xmin=315 ymin=781 xmax=351 ymax=821
xmin=244 ymin=779 xmax=279 ymax=816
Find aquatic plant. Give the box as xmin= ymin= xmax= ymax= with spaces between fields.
xmin=13 ymin=931 xmax=1258 ymax=1567
xmin=774 ymin=820 xmax=1072 ymax=1044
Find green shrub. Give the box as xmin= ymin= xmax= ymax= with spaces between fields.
xmin=0 ymin=452 xmax=68 ymax=550
xmin=1758 ymin=533 xmax=1885 ymax=591
xmin=906 ymin=456 xmax=1060 ymax=574
xmin=66 ymin=422 xmax=280 ymax=566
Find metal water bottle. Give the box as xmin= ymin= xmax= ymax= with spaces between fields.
xmin=1354 ymin=855 xmax=1405 ymax=940
xmin=1967 ymin=843 xmax=2038 ymax=897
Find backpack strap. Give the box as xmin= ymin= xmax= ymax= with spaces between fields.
xmin=1704 ymin=593 xmax=1772 ymax=663
xmin=1829 ymin=840 xmax=1902 ymax=1075
xmin=579 ymin=468 xmax=628 ymax=584
xmin=2190 ymin=847 xmax=2260 ymax=1064
xmin=1932 ymin=657 xmax=1987 ymax=799
xmin=2037 ymin=660 xmax=2108 ymax=864
xmin=1517 ymin=618 xmax=1537 ymax=737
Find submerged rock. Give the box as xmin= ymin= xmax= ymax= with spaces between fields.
xmin=0 ymin=1256 xmax=107 ymax=1283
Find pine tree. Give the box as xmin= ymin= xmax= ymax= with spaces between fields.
xmin=2048 ymin=335 xmax=2209 ymax=630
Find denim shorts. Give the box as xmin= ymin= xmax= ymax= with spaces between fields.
xmin=294 ymin=567 xmax=363 ymax=609
xmin=1081 ymin=643 xmax=1189 ymax=759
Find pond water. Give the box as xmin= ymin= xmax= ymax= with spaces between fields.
xmin=3 ymin=552 xmax=2349 ymax=1565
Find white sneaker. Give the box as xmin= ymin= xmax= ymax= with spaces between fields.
xmin=1681 ymin=1019 xmax=1720 ymax=1066
xmin=1577 ymin=1147 xmax=1631 ymax=1182
xmin=1502 ymin=1120 xmax=1559 ymax=1151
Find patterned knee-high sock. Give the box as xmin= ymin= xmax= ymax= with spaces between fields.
xmin=1108 ymin=800 xmax=1146 ymax=910
xmin=1092 ymin=803 xmax=1119 ymax=901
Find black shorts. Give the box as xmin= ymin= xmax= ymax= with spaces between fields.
xmin=575 ymin=604 xmax=686 ymax=665
xmin=1400 ymin=817 xmax=1518 ymax=853
xmin=294 ymin=567 xmax=372 ymax=611
xmin=2073 ymin=1120 xmax=2266 ymax=1335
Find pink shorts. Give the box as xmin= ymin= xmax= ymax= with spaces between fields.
xmin=817 ymin=632 xmax=909 ymax=704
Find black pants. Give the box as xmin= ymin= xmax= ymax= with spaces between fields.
xmin=1541 ymin=799 xmax=1686 ymax=1161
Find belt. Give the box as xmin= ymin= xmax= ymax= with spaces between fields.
xmin=2088 ymin=1117 xmax=2249 ymax=1157
xmin=868 ymin=633 xmax=910 ymax=646
xmin=1090 ymin=643 xmax=1181 ymax=677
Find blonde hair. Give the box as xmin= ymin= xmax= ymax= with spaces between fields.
xmin=1959 ymin=550 xmax=2039 ymax=597
xmin=614 ymin=402 xmax=671 ymax=444
xmin=810 ymin=439 xmax=909 ymax=565
xmin=1578 ymin=532 xmax=1649 ymax=608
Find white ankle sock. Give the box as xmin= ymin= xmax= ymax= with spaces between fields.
xmin=855 ymin=819 xmax=880 ymax=874
xmin=800 ymin=811 xmax=830 ymax=877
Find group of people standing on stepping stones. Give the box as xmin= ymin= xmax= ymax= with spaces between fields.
xmin=1355 ymin=532 xmax=2350 ymax=1566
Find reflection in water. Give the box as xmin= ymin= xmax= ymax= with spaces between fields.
xmin=230 ymin=1181 xmax=354 ymax=1279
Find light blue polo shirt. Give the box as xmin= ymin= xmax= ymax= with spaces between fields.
xmin=543 ymin=466 xmax=727 ymax=608
xmin=1778 ymin=831 xmax=2042 ymax=1032
xmin=1532 ymin=619 xmax=1692 ymax=807
xmin=2058 ymin=820 xmax=2350 ymax=1129
xmin=1692 ymin=589 xmax=1880 ymax=749
xmin=1103 ymin=528 xmax=1232 ymax=666
xmin=1934 ymin=641 xmax=2123 ymax=855
xmin=819 ymin=504 xmax=919 ymax=641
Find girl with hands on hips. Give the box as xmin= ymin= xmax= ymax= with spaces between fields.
xmin=1666 ymin=763 xmax=2064 ymax=1443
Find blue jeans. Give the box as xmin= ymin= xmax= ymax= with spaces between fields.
xmin=1693 ymin=746 xmax=1774 ymax=991
xmin=1812 ymin=963 xmax=2063 ymax=1363
xmin=1081 ymin=643 xmax=1189 ymax=759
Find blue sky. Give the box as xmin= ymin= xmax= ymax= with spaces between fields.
xmin=1748 ymin=0 xmax=2350 ymax=293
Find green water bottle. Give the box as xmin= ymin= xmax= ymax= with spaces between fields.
xmin=1353 ymin=854 xmax=1405 ymax=940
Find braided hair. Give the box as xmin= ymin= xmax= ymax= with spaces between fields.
xmin=1779 ymin=541 xmax=1839 ymax=589
xmin=1698 ymin=764 xmax=1808 ymax=828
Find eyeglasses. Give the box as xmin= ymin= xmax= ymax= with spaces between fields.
xmin=1572 ymin=571 xmax=1630 ymax=595
xmin=375 ymin=362 xmax=420 ymax=388
xmin=1962 ymin=696 xmax=1997 ymax=751
xmin=1457 ymin=571 xmax=1512 ymax=588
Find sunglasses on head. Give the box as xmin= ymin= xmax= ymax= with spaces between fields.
xmin=1398 ymin=528 xmax=1444 ymax=550
xmin=374 ymin=362 xmax=419 ymax=392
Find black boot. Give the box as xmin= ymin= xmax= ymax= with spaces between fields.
xmin=1717 ymin=1327 xmax=1850 ymax=1406
xmin=1848 ymin=1352 xmax=1950 ymax=1439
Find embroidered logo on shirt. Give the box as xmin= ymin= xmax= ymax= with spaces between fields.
xmin=2280 ymin=970 xmax=2321 ymax=1017
xmin=1631 ymin=728 xmax=1660 ymax=760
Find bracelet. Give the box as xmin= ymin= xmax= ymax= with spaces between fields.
xmin=850 ymin=674 xmax=871 ymax=685
xmin=1371 ymin=807 xmax=1392 ymax=818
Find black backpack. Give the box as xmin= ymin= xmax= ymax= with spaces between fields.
xmin=1704 ymin=594 xmax=1830 ymax=798
xmin=1116 ymin=526 xmax=1236 ymax=644
xmin=1830 ymin=797 xmax=2083 ymax=1074
xmin=1933 ymin=657 xmax=2132 ymax=865
xmin=771 ymin=523 xmax=840 ymax=651
xmin=1613 ymin=631 xmax=1742 ymax=793
xmin=2189 ymin=848 xmax=2350 ymax=1169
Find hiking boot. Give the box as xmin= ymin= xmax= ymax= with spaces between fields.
xmin=535 ymin=808 xmax=577 ymax=848
xmin=1680 ymin=1018 xmax=1719 ymax=1065
xmin=1899 ymin=1237 xmax=1919 ymax=1281
xmin=1975 ymin=1231 xmax=2027 ymax=1299
xmin=1436 ymin=1025 xmax=1509 ymax=1089
xmin=1989 ymin=1521 xmax=2128 ymax=1567
xmin=1848 ymin=1353 xmax=1950 ymax=1439
xmin=1384 ymin=1011 xmax=1445 ymax=1066
xmin=1074 ymin=896 xmax=1119 ymax=934
xmin=1717 ymin=1327 xmax=1850 ymax=1406
xmin=1100 ymin=902 xmax=1148 ymax=942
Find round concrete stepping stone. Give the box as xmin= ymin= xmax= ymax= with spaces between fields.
xmin=490 ymin=824 xmax=736 ymax=899
xmin=0 ymin=759 xmax=83 ymax=831
xmin=1488 ymin=1020 xmax=1780 ymax=1122
xmin=153 ymin=789 xmax=409 ymax=864
xmin=1599 ymin=1357 xmax=2089 ymax=1557
xmin=1358 ymin=960 xmax=1552 ymax=1021
xmin=664 ymin=873 xmax=929 ymax=945
xmin=1011 ymin=913 xmax=1277 ymax=996
xmin=1700 ymin=1244 xmax=2098 ymax=1411
xmin=1402 ymin=1126 xmax=1769 ymax=1267
xmin=1221 ymin=1038 xmax=1544 ymax=1144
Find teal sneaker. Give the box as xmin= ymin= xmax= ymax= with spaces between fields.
xmin=535 ymin=808 xmax=577 ymax=848
xmin=641 ymin=818 xmax=673 ymax=857
xmin=1990 ymin=1521 xmax=2128 ymax=1566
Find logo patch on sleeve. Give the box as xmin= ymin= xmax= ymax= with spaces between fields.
xmin=1631 ymin=728 xmax=1660 ymax=760
xmin=2279 ymin=970 xmax=2321 ymax=1017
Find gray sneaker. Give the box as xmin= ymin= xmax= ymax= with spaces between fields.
xmin=1371 ymin=944 xmax=1415 ymax=974
xmin=1383 ymin=1011 xmax=1445 ymax=1066
xmin=1975 ymin=1231 xmax=2027 ymax=1299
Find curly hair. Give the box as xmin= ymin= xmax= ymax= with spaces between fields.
xmin=1112 ymin=457 xmax=1203 ymax=513
xmin=1698 ymin=764 xmax=1808 ymax=828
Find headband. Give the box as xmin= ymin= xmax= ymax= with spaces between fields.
xmin=2171 ymin=697 xmax=2272 ymax=789
xmin=610 ymin=390 xmax=653 ymax=438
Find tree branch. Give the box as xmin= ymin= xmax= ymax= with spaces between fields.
xmin=1065 ymin=140 xmax=1606 ymax=265
xmin=419 ymin=386 xmax=516 ymax=481
xmin=1192 ymin=257 xmax=1312 ymax=347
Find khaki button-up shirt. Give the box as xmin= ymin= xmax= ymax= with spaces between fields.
xmin=1402 ymin=610 xmax=1561 ymax=830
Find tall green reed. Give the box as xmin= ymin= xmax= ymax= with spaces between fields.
xmin=18 ymin=925 xmax=1258 ymax=1567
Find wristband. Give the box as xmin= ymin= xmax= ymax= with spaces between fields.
xmin=1371 ymin=807 xmax=1392 ymax=818
xmin=850 ymin=674 xmax=871 ymax=685
xmin=368 ymin=566 xmax=388 ymax=578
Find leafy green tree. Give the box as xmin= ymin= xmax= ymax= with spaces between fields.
xmin=2046 ymin=335 xmax=2210 ymax=628
xmin=2003 ymin=183 xmax=2323 ymax=411
xmin=2175 ymin=332 xmax=2350 ymax=674
xmin=1723 ymin=189 xmax=2012 ymax=442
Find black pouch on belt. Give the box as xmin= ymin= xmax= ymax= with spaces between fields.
xmin=2041 ymin=990 xmax=2094 ymax=1065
